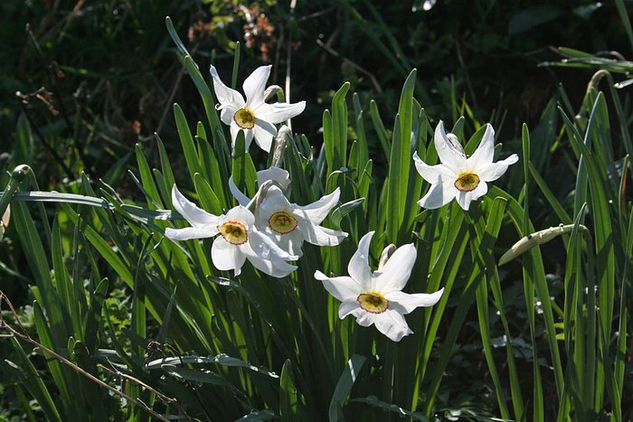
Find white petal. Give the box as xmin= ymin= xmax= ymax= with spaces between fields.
xmin=348 ymin=231 xmax=373 ymax=285
xmin=249 ymin=229 xmax=298 ymax=261
xmin=478 ymin=154 xmax=519 ymax=182
xmin=243 ymin=65 xmax=271 ymax=107
xmin=471 ymin=181 xmax=488 ymax=201
xmin=230 ymin=123 xmax=254 ymax=152
xmin=352 ymin=308 xmax=376 ymax=327
xmin=210 ymin=65 xmax=245 ymax=109
xmin=456 ymin=190 xmax=474 ymax=210
xmin=258 ymin=185 xmax=292 ymax=221
xmin=171 ymin=185 xmax=222 ymax=227
xmin=220 ymin=106 xmax=237 ymax=126
xmin=373 ymin=243 xmax=417 ymax=292
xmin=373 ymin=310 xmax=413 ymax=342
xmin=338 ymin=300 xmax=360 ymax=319
xmin=434 ymin=121 xmax=465 ymax=172
xmin=253 ymin=119 xmax=277 ymax=152
xmin=211 ymin=236 xmax=246 ymax=275
xmin=165 ymin=226 xmax=217 ymax=241
xmin=315 ymin=270 xmax=362 ymax=302
xmin=417 ymin=177 xmax=457 ymax=209
xmin=246 ymin=249 xmax=297 ymax=278
xmin=223 ymin=206 xmax=255 ymax=228
xmin=302 ymin=224 xmax=347 ymax=247
xmin=228 ymin=176 xmax=251 ymax=206
xmin=385 ymin=288 xmax=444 ymax=315
xmin=257 ymin=167 xmax=291 ymax=191
xmin=456 ymin=180 xmax=489 ymax=210
xmin=467 ymin=124 xmax=495 ymax=168
xmin=255 ymin=101 xmax=306 ymax=124
xmin=274 ymin=229 xmax=305 ymax=257
xmin=412 ymin=151 xmax=455 ymax=184
xmin=230 ymin=122 xmax=240 ymax=149
xmin=296 ymin=188 xmax=340 ymax=224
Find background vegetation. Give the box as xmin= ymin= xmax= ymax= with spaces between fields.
xmin=1 ymin=0 xmax=632 ymax=421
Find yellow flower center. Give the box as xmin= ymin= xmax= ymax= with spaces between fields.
xmin=454 ymin=171 xmax=480 ymax=192
xmin=218 ymin=220 xmax=248 ymax=245
xmin=357 ymin=292 xmax=389 ymax=314
xmin=234 ymin=108 xmax=256 ymax=130
xmin=268 ymin=211 xmax=298 ymax=235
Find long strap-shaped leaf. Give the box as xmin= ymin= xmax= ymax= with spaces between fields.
xmin=329 ymin=355 xmax=367 ymax=422
xmin=0 ymin=190 xmax=180 ymax=221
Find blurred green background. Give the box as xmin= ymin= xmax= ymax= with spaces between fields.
xmin=1 ymin=0 xmax=628 ymax=184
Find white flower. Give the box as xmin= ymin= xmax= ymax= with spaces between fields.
xmin=413 ymin=121 xmax=519 ymax=211
xmin=260 ymin=185 xmax=348 ymax=257
xmin=230 ymin=166 xmax=347 ymax=257
xmin=315 ymin=231 xmax=443 ymax=342
xmin=165 ymin=185 xmax=298 ymax=278
xmin=210 ymin=65 xmax=306 ymax=153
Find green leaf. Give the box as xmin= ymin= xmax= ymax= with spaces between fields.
xmin=386 ymin=69 xmax=416 ymax=243
xmin=156 ymin=134 xmax=176 ymax=194
xmin=231 ymin=130 xmax=248 ymax=199
xmin=231 ymin=41 xmax=241 ymax=89
xmin=162 ymin=365 xmax=234 ymax=387
xmin=146 ymin=355 xmax=279 ymax=379
xmin=614 ymin=0 xmax=633 ymax=53
xmin=369 ymin=100 xmax=391 ymax=158
xmin=32 ymin=301 xmax=72 ymax=406
xmin=279 ymin=359 xmax=299 ymax=421
xmin=174 ymin=103 xmax=201 ymax=180
xmin=473 ymin=198 xmax=511 ymax=419
xmin=135 ymin=144 xmax=162 ymax=208
xmin=323 ymin=83 xmax=351 ymax=173
xmin=193 ymin=173 xmax=223 ymax=215
xmin=165 ymin=16 xmax=191 ymax=57
xmin=198 ymin=136 xmax=228 ymax=206
xmin=329 ymin=355 xmax=366 ymax=422
xmin=350 ymin=396 xmax=429 ymax=421
xmin=235 ymin=410 xmax=277 ymax=422
xmin=330 ymin=198 xmax=364 ymax=230
xmin=7 ymin=339 xmax=62 ymax=422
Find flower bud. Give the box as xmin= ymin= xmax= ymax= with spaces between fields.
xmin=378 ymin=244 xmax=397 ymax=270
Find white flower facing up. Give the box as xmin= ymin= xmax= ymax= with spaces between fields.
xmin=210 ymin=65 xmax=306 ymax=153
xmin=413 ymin=121 xmax=519 ymax=211
xmin=164 ymin=185 xmax=298 ymax=278
xmin=315 ymin=231 xmax=444 ymax=342
xmin=229 ymin=166 xmax=348 ymax=257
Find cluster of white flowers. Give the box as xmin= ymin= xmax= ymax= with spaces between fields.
xmin=165 ymin=167 xmax=347 ymax=278
xmin=165 ymin=65 xmax=518 ymax=342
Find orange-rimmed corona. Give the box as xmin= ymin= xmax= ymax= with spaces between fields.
xmin=233 ymin=108 xmax=256 ymax=130
xmin=454 ymin=171 xmax=480 ymax=192
xmin=268 ymin=211 xmax=298 ymax=235
xmin=357 ymin=292 xmax=389 ymax=314
xmin=218 ymin=220 xmax=248 ymax=245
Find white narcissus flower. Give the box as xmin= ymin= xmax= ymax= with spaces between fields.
xmin=210 ymin=65 xmax=306 ymax=153
xmin=258 ymin=185 xmax=347 ymax=257
xmin=229 ymin=166 xmax=348 ymax=257
xmin=315 ymin=231 xmax=444 ymax=342
xmin=164 ymin=185 xmax=298 ymax=278
xmin=413 ymin=121 xmax=519 ymax=211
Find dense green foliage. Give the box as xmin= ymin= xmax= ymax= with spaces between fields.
xmin=1 ymin=1 xmax=632 ymax=421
